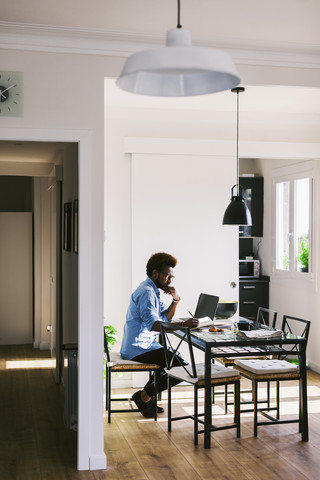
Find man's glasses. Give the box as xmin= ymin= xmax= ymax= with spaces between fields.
xmin=160 ymin=272 xmax=175 ymax=281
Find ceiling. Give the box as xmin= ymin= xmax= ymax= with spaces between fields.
xmin=2 ymin=0 xmax=320 ymax=51
xmin=1 ymin=0 xmax=319 ymax=166
xmin=0 ymin=141 xmax=72 ymax=164
xmin=106 ymin=81 xmax=320 ymax=114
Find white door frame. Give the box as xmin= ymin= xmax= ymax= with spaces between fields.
xmin=0 ymin=128 xmax=106 ymax=471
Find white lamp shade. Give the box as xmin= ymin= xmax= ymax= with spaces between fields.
xmin=116 ymin=28 xmax=241 ymax=97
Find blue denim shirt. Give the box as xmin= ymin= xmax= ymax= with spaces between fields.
xmin=120 ymin=277 xmax=168 ymax=359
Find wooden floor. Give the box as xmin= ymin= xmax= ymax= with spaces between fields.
xmin=2 ymin=345 xmax=320 ymax=479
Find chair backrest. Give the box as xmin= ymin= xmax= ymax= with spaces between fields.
xmin=256 ymin=307 xmax=278 ymax=328
xmin=280 ymin=315 xmax=311 ymax=358
xmin=281 ymin=315 xmax=311 ymax=342
xmin=160 ymin=322 xmax=197 ymax=379
xmin=104 ymin=329 xmax=111 ymax=363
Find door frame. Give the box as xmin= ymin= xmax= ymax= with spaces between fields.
xmin=0 ymin=128 xmax=106 ymax=471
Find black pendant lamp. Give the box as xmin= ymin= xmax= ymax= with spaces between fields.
xmin=222 ymin=87 xmax=252 ymax=226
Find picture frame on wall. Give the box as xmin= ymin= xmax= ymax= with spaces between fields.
xmin=73 ymin=199 xmax=78 ymax=254
xmin=64 ymin=202 xmax=72 ymax=251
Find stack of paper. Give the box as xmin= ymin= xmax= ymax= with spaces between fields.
xmin=214 ymin=319 xmax=235 ymax=329
xmin=193 ymin=317 xmax=213 ymax=329
xmin=237 ymin=329 xmax=283 ymax=339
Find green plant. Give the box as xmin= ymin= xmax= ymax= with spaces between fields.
xmin=104 ymin=325 xmax=121 ymax=379
xmin=104 ymin=325 xmax=118 ymax=349
xmin=297 ymin=236 xmax=309 ymax=268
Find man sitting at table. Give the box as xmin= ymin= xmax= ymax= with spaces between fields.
xmin=120 ymin=252 xmax=199 ymax=417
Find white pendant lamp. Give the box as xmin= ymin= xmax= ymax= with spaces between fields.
xmin=116 ymin=0 xmax=241 ymax=97
xmin=223 ymin=87 xmax=252 ymax=226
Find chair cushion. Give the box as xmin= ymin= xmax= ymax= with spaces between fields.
xmin=234 ymin=359 xmax=299 ymax=374
xmin=165 ymin=362 xmax=240 ymax=384
xmin=108 ymin=351 xmax=160 ymax=370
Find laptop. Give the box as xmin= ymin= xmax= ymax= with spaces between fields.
xmin=174 ymin=293 xmax=219 ymax=328
xmin=193 ymin=293 xmax=219 ymax=320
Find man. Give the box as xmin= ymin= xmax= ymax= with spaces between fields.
xmin=120 ymin=252 xmax=199 ymax=417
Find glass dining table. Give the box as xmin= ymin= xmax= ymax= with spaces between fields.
xmin=173 ymin=318 xmax=308 ymax=448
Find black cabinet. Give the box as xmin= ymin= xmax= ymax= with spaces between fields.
xmin=239 ymin=277 xmax=269 ymax=320
xmin=239 ymin=176 xmax=263 ymax=238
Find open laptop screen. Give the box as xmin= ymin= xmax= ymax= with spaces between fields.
xmin=194 ymin=293 xmax=219 ymax=320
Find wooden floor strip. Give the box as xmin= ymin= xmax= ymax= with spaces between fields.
xmin=1 ymin=345 xmax=319 ymax=479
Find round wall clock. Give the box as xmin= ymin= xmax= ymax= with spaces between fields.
xmin=0 ymin=71 xmax=23 ymax=117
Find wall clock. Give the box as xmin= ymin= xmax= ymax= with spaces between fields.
xmin=0 ymin=71 xmax=23 ymax=117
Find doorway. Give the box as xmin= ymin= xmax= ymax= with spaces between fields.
xmin=0 ymin=139 xmax=80 ymax=458
xmin=0 ymin=128 xmax=106 ymax=471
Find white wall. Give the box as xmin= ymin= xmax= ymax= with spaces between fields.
xmin=0 ymin=213 xmax=33 ymax=344
xmin=0 ymin=47 xmax=124 ymax=470
xmin=131 ymin=151 xmax=238 ymax=306
xmin=104 ymin=106 xmax=240 ymax=350
xmin=256 ymin=157 xmax=320 ymax=371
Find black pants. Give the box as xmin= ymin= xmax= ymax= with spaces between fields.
xmin=132 ymin=347 xmax=187 ymax=397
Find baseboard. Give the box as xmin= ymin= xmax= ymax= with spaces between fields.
xmin=89 ymin=454 xmax=107 ymax=471
xmin=308 ymin=361 xmax=320 ymax=374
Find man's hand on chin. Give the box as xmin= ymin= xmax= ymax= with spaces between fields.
xmin=162 ymin=285 xmax=180 ymax=302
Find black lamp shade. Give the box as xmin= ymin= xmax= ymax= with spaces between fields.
xmin=223 ymin=193 xmax=252 ymax=226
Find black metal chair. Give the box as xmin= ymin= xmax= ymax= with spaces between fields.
xmin=104 ymin=329 xmax=160 ymax=423
xmin=234 ymin=314 xmax=311 ymax=436
xmin=215 ymin=307 xmax=278 ymax=412
xmin=160 ymin=322 xmax=241 ymax=446
xmin=256 ymin=307 xmax=278 ymax=328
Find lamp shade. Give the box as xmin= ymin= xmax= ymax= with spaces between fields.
xmin=116 ymin=28 xmax=241 ymax=97
xmin=223 ymin=186 xmax=252 ymax=226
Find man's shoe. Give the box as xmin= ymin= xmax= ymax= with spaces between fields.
xmin=131 ymin=391 xmax=156 ymax=418
xmin=148 ymin=396 xmax=164 ymax=413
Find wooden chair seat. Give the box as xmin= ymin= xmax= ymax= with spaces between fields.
xmin=166 ymin=362 xmax=241 ymax=386
xmin=234 ymin=359 xmax=299 ymax=380
xmin=107 ymin=351 xmax=160 ymax=371
xmin=234 ymin=354 xmax=304 ymax=437
xmin=217 ymin=355 xmax=267 ymax=367
xmin=104 ymin=331 xmax=161 ymax=422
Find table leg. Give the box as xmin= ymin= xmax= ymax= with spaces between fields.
xmin=300 ymin=345 xmax=309 ymax=441
xmin=204 ymin=346 xmax=212 ymax=448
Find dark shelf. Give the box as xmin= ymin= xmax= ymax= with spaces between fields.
xmin=239 ymin=176 xmax=263 ymax=238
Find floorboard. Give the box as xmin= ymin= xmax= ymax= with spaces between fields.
xmin=1 ymin=345 xmax=320 ymax=479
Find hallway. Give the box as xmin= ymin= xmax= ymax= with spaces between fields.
xmin=0 ymin=345 xmax=79 ymax=479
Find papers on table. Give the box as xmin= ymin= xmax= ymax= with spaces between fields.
xmin=237 ymin=328 xmax=283 ymax=339
xmin=192 ymin=316 xmax=213 ymax=329
xmin=192 ymin=317 xmax=236 ymax=330
xmin=175 ymin=316 xmax=237 ymax=330
xmin=213 ymin=319 xmax=235 ymax=329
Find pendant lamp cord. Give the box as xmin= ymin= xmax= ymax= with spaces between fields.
xmin=236 ymin=89 xmax=239 ymax=196
xmin=231 ymin=86 xmax=245 ymax=197
xmin=177 ymin=0 xmax=182 ymax=28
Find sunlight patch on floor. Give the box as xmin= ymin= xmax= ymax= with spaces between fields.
xmin=6 ymin=359 xmax=55 ymax=369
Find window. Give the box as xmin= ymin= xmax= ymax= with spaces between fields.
xmin=273 ymin=163 xmax=314 ymax=277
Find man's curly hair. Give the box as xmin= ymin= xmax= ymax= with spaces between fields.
xmin=146 ymin=252 xmax=177 ymax=277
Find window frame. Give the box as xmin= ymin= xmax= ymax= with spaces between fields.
xmin=272 ymin=161 xmax=315 ymax=282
